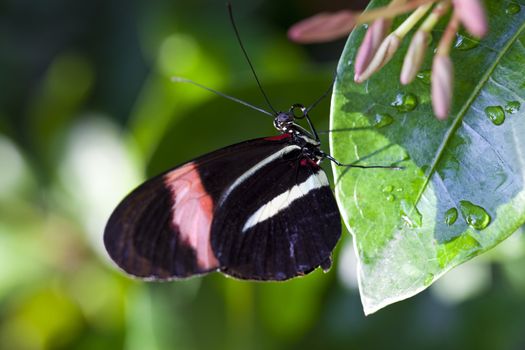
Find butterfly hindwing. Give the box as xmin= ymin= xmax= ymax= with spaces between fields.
xmin=211 ymin=154 xmax=342 ymax=281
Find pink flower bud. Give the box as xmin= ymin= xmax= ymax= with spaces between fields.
xmin=401 ymin=30 xmax=429 ymax=85
xmin=354 ymin=18 xmax=391 ymax=81
xmin=432 ymin=54 xmax=454 ymax=119
xmin=356 ymin=33 xmax=401 ymax=83
xmin=453 ymin=0 xmax=488 ymax=37
xmin=287 ymin=10 xmax=357 ymax=44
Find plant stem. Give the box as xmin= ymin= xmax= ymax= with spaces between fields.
xmin=437 ymin=12 xmax=460 ymax=55
xmin=357 ymin=0 xmax=436 ymax=24
xmin=420 ymin=1 xmax=451 ymax=32
xmin=394 ymin=3 xmax=435 ymax=37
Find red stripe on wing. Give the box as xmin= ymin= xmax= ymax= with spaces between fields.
xmin=264 ymin=134 xmax=291 ymax=141
xmin=164 ymin=162 xmax=219 ymax=270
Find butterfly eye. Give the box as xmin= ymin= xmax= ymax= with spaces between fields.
xmin=276 ymin=112 xmax=294 ymax=124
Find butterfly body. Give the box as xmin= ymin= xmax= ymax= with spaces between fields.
xmin=104 ymin=107 xmax=342 ymax=281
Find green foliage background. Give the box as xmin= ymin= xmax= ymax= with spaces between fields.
xmin=1 ymin=0 xmax=525 ymax=349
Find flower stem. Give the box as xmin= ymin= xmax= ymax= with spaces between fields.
xmin=393 ymin=3 xmax=435 ymax=38
xmin=437 ymin=12 xmax=460 ymax=55
xmin=419 ymin=1 xmax=451 ymax=32
xmin=357 ymin=0 xmax=436 ymax=24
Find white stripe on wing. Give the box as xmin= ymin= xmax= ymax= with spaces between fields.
xmin=217 ymin=145 xmax=301 ymax=206
xmin=242 ymin=171 xmax=329 ymax=232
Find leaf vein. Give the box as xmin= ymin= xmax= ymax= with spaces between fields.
xmin=461 ymin=120 xmax=512 ymax=173
xmin=488 ymin=76 xmax=525 ymax=102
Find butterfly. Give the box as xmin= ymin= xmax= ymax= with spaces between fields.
xmin=103 ymin=4 xmax=397 ymax=282
xmin=104 ymin=103 xmax=342 ymax=281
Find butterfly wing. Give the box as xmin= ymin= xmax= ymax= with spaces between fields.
xmin=211 ymin=154 xmax=342 ymax=281
xmin=104 ymin=135 xmax=299 ymax=280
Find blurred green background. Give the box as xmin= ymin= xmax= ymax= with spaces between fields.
xmin=1 ymin=0 xmax=525 ymax=349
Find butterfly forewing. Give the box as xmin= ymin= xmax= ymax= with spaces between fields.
xmin=104 ymin=162 xmax=218 ymax=279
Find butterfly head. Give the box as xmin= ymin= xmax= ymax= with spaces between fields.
xmin=273 ymin=104 xmax=312 ymax=133
xmin=273 ymin=110 xmax=295 ymax=132
xmin=274 ymin=104 xmax=320 ymax=145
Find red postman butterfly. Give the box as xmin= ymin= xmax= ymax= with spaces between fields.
xmin=104 ymin=104 xmax=341 ymax=281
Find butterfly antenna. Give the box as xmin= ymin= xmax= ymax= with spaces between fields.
xmin=317 ymin=126 xmax=375 ymax=134
xmin=227 ymin=3 xmax=278 ymax=115
xmin=305 ymin=72 xmax=338 ymax=114
xmin=290 ymin=104 xmax=320 ymax=142
xmin=171 ymin=76 xmax=273 ymax=117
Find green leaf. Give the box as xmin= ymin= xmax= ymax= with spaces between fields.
xmin=330 ymin=0 xmax=525 ymax=314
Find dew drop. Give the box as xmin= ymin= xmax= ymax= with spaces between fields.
xmin=454 ymin=33 xmax=480 ymax=50
xmin=505 ymin=2 xmax=521 ymax=15
xmin=459 ymin=201 xmax=491 ymax=230
xmin=416 ymin=70 xmax=431 ymax=84
xmin=444 ymin=207 xmax=458 ymax=226
xmin=386 ymin=194 xmax=396 ymax=202
xmin=391 ymin=93 xmax=418 ymax=112
xmin=382 ymin=185 xmax=394 ymax=193
xmin=423 ymin=273 xmax=434 ymax=286
xmin=395 ymin=187 xmax=403 ymax=192
xmin=484 ymin=106 xmax=506 ymax=125
xmin=374 ymin=113 xmax=395 ymax=128
xmin=400 ymin=200 xmax=423 ymax=228
xmin=505 ymin=101 xmax=521 ymax=114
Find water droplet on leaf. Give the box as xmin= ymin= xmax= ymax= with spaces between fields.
xmin=454 ymin=34 xmax=480 ymax=50
xmin=444 ymin=207 xmax=458 ymax=225
xmin=416 ymin=70 xmax=431 ymax=84
xmin=505 ymin=101 xmax=521 ymax=114
xmin=374 ymin=113 xmax=394 ymax=128
xmin=386 ymin=194 xmax=396 ymax=202
xmin=382 ymin=185 xmax=394 ymax=193
xmin=391 ymin=93 xmax=418 ymax=112
xmin=505 ymin=3 xmax=521 ymax=15
xmin=484 ymin=106 xmax=506 ymax=125
xmin=459 ymin=200 xmax=491 ymax=230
